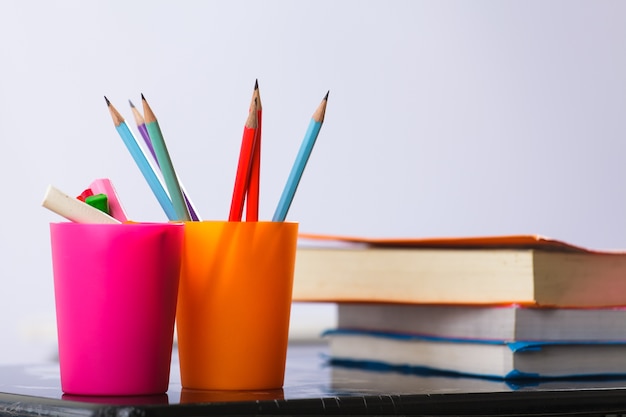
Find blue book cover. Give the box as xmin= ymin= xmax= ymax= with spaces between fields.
xmin=323 ymin=329 xmax=626 ymax=380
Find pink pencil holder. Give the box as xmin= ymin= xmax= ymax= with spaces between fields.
xmin=49 ymin=222 xmax=184 ymax=396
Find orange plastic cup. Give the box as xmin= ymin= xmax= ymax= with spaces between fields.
xmin=176 ymin=221 xmax=299 ymax=390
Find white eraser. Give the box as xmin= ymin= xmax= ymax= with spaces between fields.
xmin=42 ymin=185 xmax=122 ymax=224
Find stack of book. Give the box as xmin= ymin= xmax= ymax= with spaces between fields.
xmin=293 ymin=234 xmax=626 ymax=379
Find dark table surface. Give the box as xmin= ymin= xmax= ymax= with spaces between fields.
xmin=3 ymin=342 xmax=626 ymax=416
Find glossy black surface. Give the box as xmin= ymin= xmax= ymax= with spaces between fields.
xmin=3 ymin=342 xmax=626 ymax=416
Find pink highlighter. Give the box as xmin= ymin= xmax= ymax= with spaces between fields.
xmin=89 ymin=178 xmax=129 ymax=222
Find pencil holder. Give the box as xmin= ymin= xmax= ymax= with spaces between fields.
xmin=49 ymin=222 xmax=184 ymax=396
xmin=176 ymin=221 xmax=299 ymax=390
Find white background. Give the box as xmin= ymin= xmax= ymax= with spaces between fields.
xmin=1 ymin=1 xmax=626 ymax=364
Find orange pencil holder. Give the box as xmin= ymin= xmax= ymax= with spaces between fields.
xmin=176 ymin=221 xmax=299 ymax=391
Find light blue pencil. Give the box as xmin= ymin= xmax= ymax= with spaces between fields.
xmin=273 ymin=92 xmax=329 ymax=222
xmin=141 ymin=94 xmax=191 ymax=221
xmin=105 ymin=97 xmax=177 ymax=221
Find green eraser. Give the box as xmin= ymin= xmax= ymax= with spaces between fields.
xmin=85 ymin=193 xmax=110 ymax=215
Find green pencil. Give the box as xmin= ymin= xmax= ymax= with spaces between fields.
xmin=141 ymin=94 xmax=191 ymax=221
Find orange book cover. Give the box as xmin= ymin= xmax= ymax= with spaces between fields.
xmin=297 ymin=233 xmax=605 ymax=253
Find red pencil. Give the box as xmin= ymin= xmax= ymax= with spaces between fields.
xmin=246 ymin=79 xmax=262 ymax=221
xmin=229 ymin=98 xmax=258 ymax=221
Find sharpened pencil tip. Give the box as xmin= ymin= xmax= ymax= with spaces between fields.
xmin=254 ymin=79 xmax=259 ymax=90
xmin=141 ymin=93 xmax=146 ymax=101
xmin=129 ymin=99 xmax=135 ymax=108
xmin=104 ymin=96 xmax=111 ymax=106
xmin=324 ymin=91 xmax=329 ymax=100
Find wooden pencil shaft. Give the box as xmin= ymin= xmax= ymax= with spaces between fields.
xmin=246 ymin=83 xmax=262 ymax=222
xmin=130 ymin=102 xmax=200 ymax=221
xmin=142 ymin=96 xmax=191 ymax=221
xmin=114 ymin=121 xmax=177 ymax=221
xmin=229 ymin=125 xmax=257 ymax=221
xmin=229 ymin=102 xmax=258 ymax=221
xmin=145 ymin=120 xmax=191 ymax=221
xmin=273 ymin=120 xmax=322 ymax=222
xmin=273 ymin=94 xmax=328 ymax=222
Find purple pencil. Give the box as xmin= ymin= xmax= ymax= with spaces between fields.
xmin=129 ymin=100 xmax=201 ymax=221
xmin=130 ymin=100 xmax=158 ymax=163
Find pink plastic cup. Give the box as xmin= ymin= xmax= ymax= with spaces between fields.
xmin=49 ymin=222 xmax=184 ymax=396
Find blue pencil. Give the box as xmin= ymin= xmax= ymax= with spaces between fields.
xmin=273 ymin=92 xmax=329 ymax=222
xmin=105 ymin=97 xmax=177 ymax=221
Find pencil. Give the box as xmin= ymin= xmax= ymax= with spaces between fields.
xmin=129 ymin=100 xmax=201 ymax=221
xmin=105 ymin=97 xmax=177 ymax=221
xmin=272 ymin=91 xmax=329 ymax=222
xmin=129 ymin=100 xmax=157 ymax=162
xmin=228 ymin=98 xmax=258 ymax=221
xmin=245 ymin=79 xmax=262 ymax=222
xmin=142 ymin=94 xmax=191 ymax=221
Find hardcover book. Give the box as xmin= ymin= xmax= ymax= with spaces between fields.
xmin=294 ymin=234 xmax=626 ymax=307
xmin=336 ymin=303 xmax=626 ymax=342
xmin=324 ymin=329 xmax=626 ymax=380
